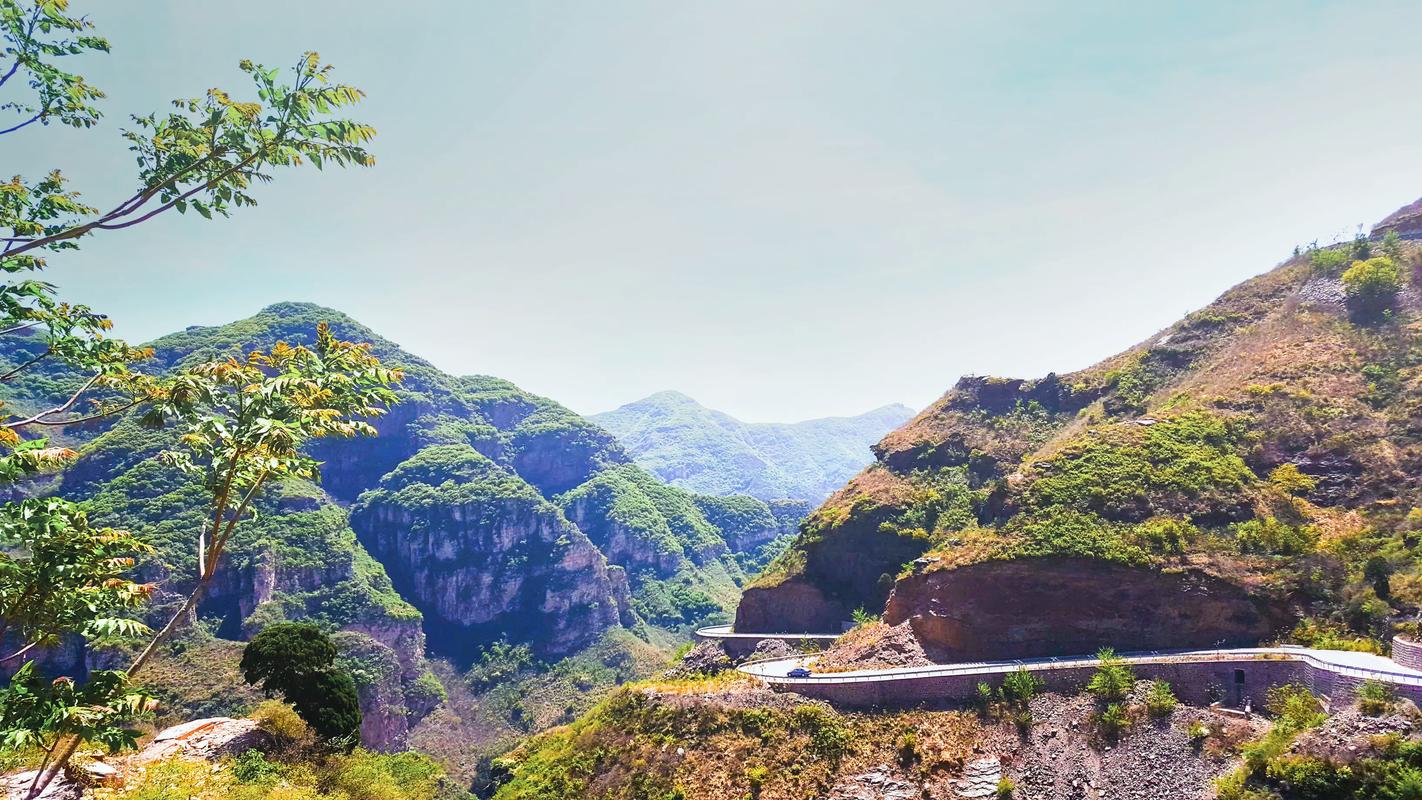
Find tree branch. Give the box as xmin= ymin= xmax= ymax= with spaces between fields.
xmin=3 ymin=373 xmax=99 ymax=428
xmin=0 ymin=349 xmax=50 ymax=382
xmin=0 ymin=109 xmax=44 ymax=137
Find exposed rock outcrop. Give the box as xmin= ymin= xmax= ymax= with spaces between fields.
xmin=351 ymin=445 xmax=625 ymax=660
xmin=885 ymin=557 xmax=1294 ymax=660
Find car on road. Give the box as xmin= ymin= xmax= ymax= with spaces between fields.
xmin=787 ymin=667 xmax=813 ymax=678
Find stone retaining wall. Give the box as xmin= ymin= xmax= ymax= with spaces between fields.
xmin=771 ymin=656 xmax=1422 ymax=710
xmin=1393 ymin=636 xmax=1422 ymax=671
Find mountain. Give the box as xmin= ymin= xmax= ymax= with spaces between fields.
xmin=736 ymin=202 xmax=1422 ymax=663
xmin=3 ymin=302 xmax=792 ymax=757
xmin=489 ymin=201 xmax=1422 ymax=800
xmin=591 ymin=391 xmax=914 ymax=504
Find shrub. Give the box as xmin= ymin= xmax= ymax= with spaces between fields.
xmin=851 ymin=607 xmax=881 ymax=627
xmin=1266 ymin=684 xmax=1327 ymax=730
xmin=1358 ymin=680 xmax=1397 ymax=716
xmin=1001 ymin=667 xmax=1042 ymax=706
xmin=976 ymin=681 xmax=996 ymax=716
xmin=1342 ymin=256 xmax=1405 ymax=320
xmin=791 ymin=704 xmax=850 ymax=762
xmin=1268 ymin=464 xmax=1316 ymax=497
xmin=996 ymin=777 xmax=1015 ymax=798
xmin=895 ymin=731 xmax=918 ymax=767
xmin=1233 ymin=517 xmax=1318 ymax=556
xmin=1086 ymin=648 xmax=1136 ymax=702
xmin=1187 ymin=720 xmax=1210 ymax=746
xmin=1098 ymin=703 xmax=1131 ymax=739
xmin=746 ymin=765 xmax=769 ymax=797
xmin=1310 ymin=247 xmax=1351 ymax=276
xmin=1365 ymin=556 xmax=1395 ymax=599
xmin=1264 ymin=755 xmax=1353 ymax=799
xmin=466 ymin=638 xmax=536 ymax=690
xmin=1128 ymin=517 xmax=1197 ymax=555
xmin=1145 ymin=680 xmax=1178 ymax=717
xmin=250 ymin=699 xmax=310 ymax=746
xmin=229 ymin=750 xmax=283 ymax=784
xmin=324 ymin=749 xmax=446 ymax=800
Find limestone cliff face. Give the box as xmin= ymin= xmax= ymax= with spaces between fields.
xmin=350 ymin=445 xmax=625 ymax=660
xmin=884 ymin=557 xmax=1292 ymax=660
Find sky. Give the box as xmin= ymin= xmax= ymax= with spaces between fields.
xmin=9 ymin=1 xmax=1422 ymax=422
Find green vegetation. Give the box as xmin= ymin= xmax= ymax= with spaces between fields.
xmin=1342 ymin=256 xmax=1406 ymax=320
xmin=241 ymin=623 xmax=363 ymax=744
xmin=1217 ymin=684 xmax=1329 ymax=800
xmin=1357 ymin=680 xmax=1397 ymax=716
xmin=1310 ymin=247 xmax=1352 ymax=276
xmin=1086 ymin=648 xmax=1136 ymax=702
xmin=1024 ymin=412 xmax=1255 ymax=523
xmin=1144 ymin=680 xmax=1178 ymax=717
xmin=0 ymin=5 xmax=392 ymax=793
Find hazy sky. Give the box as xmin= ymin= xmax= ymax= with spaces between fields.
xmin=10 ymin=1 xmax=1422 ymax=421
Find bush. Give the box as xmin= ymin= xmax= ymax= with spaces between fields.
xmin=996 ymin=777 xmax=1015 ymax=798
xmin=1098 ymin=703 xmax=1131 ymax=739
xmin=1264 ymin=755 xmax=1353 ymax=799
xmin=250 ymin=699 xmax=310 ymax=745
xmin=1233 ymin=516 xmax=1318 ymax=556
xmin=1187 ymin=720 xmax=1210 ymax=746
xmin=466 ymin=639 xmax=536 ymax=690
xmin=1358 ymin=680 xmax=1397 ymax=716
xmin=1311 ymin=247 xmax=1351 ymax=276
xmin=1087 ymin=648 xmax=1136 ymax=702
xmin=1001 ymin=667 xmax=1042 ymax=706
xmin=1268 ymin=464 xmax=1317 ymax=497
xmin=229 ymin=750 xmax=283 ymax=784
xmin=1145 ymin=680 xmax=1178 ymax=717
xmin=1266 ymin=684 xmax=1327 ymax=730
xmin=1342 ymin=256 xmax=1405 ymax=320
xmin=976 ymin=681 xmax=996 ymax=716
xmin=851 ymin=607 xmax=881 ymax=626
xmin=1128 ymin=517 xmax=1197 ymax=555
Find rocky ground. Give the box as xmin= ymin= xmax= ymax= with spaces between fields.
xmin=1292 ymin=702 xmax=1420 ymax=761
xmin=814 ymin=622 xmax=933 ymax=672
xmin=2 ymin=718 xmax=267 ymax=800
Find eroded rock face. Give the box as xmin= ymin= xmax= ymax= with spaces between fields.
xmin=1373 ymin=196 xmax=1422 ymax=239
xmin=884 ymin=557 xmax=1293 ymax=660
xmin=351 ymin=485 xmax=623 ymax=661
xmin=735 ymin=580 xmax=847 ymax=634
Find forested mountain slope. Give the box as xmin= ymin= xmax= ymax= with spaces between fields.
xmin=1 ymin=302 xmax=790 ymax=755
xmin=738 ymin=205 xmax=1422 ymax=661
xmin=592 ymin=391 xmax=912 ymax=504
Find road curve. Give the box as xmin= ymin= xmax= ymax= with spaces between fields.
xmin=739 ymin=645 xmax=1422 ymax=688
xmin=695 ymin=624 xmax=841 ymax=643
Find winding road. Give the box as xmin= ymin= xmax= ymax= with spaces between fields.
xmin=697 ymin=625 xmax=1422 ymax=706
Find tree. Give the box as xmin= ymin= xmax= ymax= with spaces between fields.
xmin=1365 ymin=556 xmax=1394 ymax=599
xmin=128 ymin=325 xmax=400 ymax=676
xmin=1086 ymin=647 xmax=1136 ymax=702
xmin=1342 ymin=257 xmax=1405 ymax=321
xmin=1 ymin=2 xmax=386 ymax=795
xmin=241 ymin=623 xmax=362 ymax=744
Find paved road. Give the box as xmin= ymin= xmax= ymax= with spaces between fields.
xmin=738 ymin=644 xmax=1422 ymax=688
xmin=695 ymin=624 xmax=841 ymax=644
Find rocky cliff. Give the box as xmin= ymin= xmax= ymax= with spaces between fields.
xmin=740 ymin=201 xmax=1422 ymax=659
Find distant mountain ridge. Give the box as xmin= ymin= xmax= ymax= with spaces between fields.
xmin=592 ymin=391 xmax=914 ymax=504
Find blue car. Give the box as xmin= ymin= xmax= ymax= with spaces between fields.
xmin=787 ymin=667 xmax=813 ymax=678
